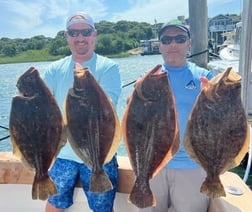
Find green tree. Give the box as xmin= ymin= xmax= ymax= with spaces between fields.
xmin=2 ymin=44 xmax=17 ymax=56
xmin=0 ymin=19 xmax=173 ymax=58
xmin=49 ymin=31 xmax=68 ymax=56
xmin=96 ymin=34 xmax=114 ymax=55
xmin=96 ymin=21 xmax=115 ymax=34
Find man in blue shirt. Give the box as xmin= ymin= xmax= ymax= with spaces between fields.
xmin=139 ymin=23 xmax=214 ymax=212
xmin=44 ymin=12 xmax=121 ymax=212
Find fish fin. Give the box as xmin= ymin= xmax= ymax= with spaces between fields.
xmin=89 ymin=169 xmax=112 ymax=193
xmin=129 ymin=177 xmax=156 ymax=208
xmin=152 ymin=146 xmax=176 ymax=178
xmin=154 ymin=127 xmax=181 ymax=177
xmin=11 ymin=138 xmax=23 ymax=159
xmin=10 ymin=129 xmax=24 ymax=160
xmin=200 ymin=175 xmax=226 ymax=198
xmin=55 ymin=122 xmax=68 ymax=157
xmin=32 ymin=174 xmax=57 ymax=200
xmin=11 ymin=137 xmax=34 ymax=171
xmin=67 ymin=131 xmax=92 ymax=166
xmin=104 ymin=107 xmax=121 ymax=163
xmin=184 ymin=127 xmax=201 ymax=164
xmin=172 ymin=130 xmax=180 ymax=155
xmin=121 ymin=103 xmax=129 ymax=149
xmin=62 ymin=99 xmax=68 ymax=126
xmin=48 ymin=123 xmax=67 ymax=170
xmin=232 ymin=122 xmax=250 ymax=167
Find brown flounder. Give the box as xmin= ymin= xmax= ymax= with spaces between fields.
xmin=64 ymin=64 xmax=120 ymax=193
xmin=9 ymin=67 xmax=66 ymax=200
xmin=121 ymin=64 xmax=180 ymax=208
xmin=184 ymin=67 xmax=250 ymax=198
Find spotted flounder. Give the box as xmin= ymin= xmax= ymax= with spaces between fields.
xmin=121 ymin=64 xmax=180 ymax=208
xmin=184 ymin=67 xmax=250 ymax=198
xmin=9 ymin=67 xmax=66 ymax=200
xmin=64 ymin=64 xmax=120 ymax=193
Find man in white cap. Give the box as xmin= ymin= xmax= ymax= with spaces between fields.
xmin=44 ymin=12 xmax=121 ymax=212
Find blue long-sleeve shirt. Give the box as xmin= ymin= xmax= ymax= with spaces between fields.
xmin=163 ymin=62 xmax=214 ymax=169
xmin=43 ymin=53 xmax=121 ymax=163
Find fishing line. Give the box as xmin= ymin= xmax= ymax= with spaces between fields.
xmin=122 ymin=49 xmax=216 ymax=89
xmin=0 ymin=125 xmax=10 ymax=142
xmin=0 ymin=125 xmax=9 ymax=130
xmin=122 ymin=80 xmax=137 ymax=88
xmin=0 ymin=135 xmax=10 ymax=141
xmin=187 ymin=49 xmax=209 ymax=58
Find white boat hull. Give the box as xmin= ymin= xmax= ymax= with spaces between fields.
xmin=0 ymin=154 xmax=251 ymax=212
xmin=0 ymin=184 xmax=138 ymax=212
xmin=219 ymin=44 xmax=239 ymax=61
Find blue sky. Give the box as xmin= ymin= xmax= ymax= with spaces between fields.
xmin=1 ymin=0 xmax=242 ymax=39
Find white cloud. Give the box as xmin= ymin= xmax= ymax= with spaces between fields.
xmin=0 ymin=0 xmax=242 ymax=38
xmin=1 ymin=0 xmax=110 ymax=38
xmin=111 ymin=0 xmax=189 ymax=24
xmin=2 ymin=0 xmax=43 ymax=30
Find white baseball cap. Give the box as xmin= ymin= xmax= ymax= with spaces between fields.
xmin=66 ymin=12 xmax=95 ymax=29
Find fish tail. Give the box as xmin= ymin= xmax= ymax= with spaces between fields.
xmin=129 ymin=178 xmax=155 ymax=208
xmin=89 ymin=170 xmax=113 ymax=193
xmin=32 ymin=174 xmax=57 ymax=200
xmin=200 ymin=176 xmax=226 ymax=198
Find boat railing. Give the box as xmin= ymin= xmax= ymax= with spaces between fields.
xmin=243 ymin=125 xmax=252 ymax=182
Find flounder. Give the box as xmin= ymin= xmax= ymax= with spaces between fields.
xmin=184 ymin=67 xmax=250 ymax=198
xmin=64 ymin=64 xmax=120 ymax=193
xmin=9 ymin=67 xmax=66 ymax=200
xmin=121 ymin=64 xmax=180 ymax=208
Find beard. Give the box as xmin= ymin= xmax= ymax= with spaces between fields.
xmin=74 ymin=41 xmax=89 ymax=55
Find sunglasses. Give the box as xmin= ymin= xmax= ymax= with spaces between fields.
xmin=160 ymin=35 xmax=188 ymax=45
xmin=67 ymin=28 xmax=94 ymax=37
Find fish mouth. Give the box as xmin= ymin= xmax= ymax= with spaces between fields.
xmin=223 ymin=67 xmax=241 ymax=82
xmin=149 ymin=64 xmax=162 ymax=73
xmin=18 ymin=91 xmax=25 ymax=96
xmin=150 ymin=71 xmax=167 ymax=79
xmin=135 ymin=65 xmax=167 ymax=102
xmin=15 ymin=85 xmax=31 ymax=97
xmin=74 ymin=66 xmax=89 ymax=79
xmin=16 ymin=85 xmax=27 ymax=97
xmin=16 ymin=91 xmax=33 ymax=98
xmin=149 ymin=65 xmax=167 ymax=79
xmin=15 ymin=84 xmax=25 ymax=97
xmin=15 ymin=81 xmax=23 ymax=94
xmin=74 ymin=87 xmax=85 ymax=92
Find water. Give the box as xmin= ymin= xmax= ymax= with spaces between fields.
xmin=0 ymin=54 xmax=163 ymax=155
xmin=1 ymin=55 xmax=251 ymax=185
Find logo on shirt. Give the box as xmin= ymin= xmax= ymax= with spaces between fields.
xmin=185 ymin=80 xmax=196 ymax=89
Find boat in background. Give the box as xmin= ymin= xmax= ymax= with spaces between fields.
xmin=140 ymin=39 xmax=160 ymax=55
xmin=218 ymin=22 xmax=241 ymax=61
xmin=208 ymin=21 xmax=252 ymax=115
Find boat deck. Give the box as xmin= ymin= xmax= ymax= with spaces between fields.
xmin=0 ymin=153 xmax=251 ymax=212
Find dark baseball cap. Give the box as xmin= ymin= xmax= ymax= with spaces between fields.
xmin=158 ymin=23 xmax=190 ymax=39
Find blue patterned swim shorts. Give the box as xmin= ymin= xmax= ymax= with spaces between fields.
xmin=48 ymin=156 xmax=118 ymax=212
